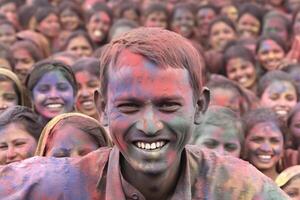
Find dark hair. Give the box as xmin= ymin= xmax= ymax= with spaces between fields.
xmin=142 ymin=3 xmax=168 ymax=19
xmin=61 ymin=30 xmax=94 ymax=51
xmin=85 ymin=3 xmax=113 ymax=24
xmin=222 ymin=44 xmax=256 ymax=75
xmin=18 ymin=5 xmax=36 ymax=30
xmin=100 ymin=27 xmax=204 ymax=102
xmin=35 ymin=6 xmax=57 ymax=24
xmin=58 ymin=1 xmax=84 ymax=29
xmin=242 ymin=108 xmax=285 ymax=138
xmin=171 ymin=3 xmax=196 ymax=22
xmin=108 ymin=19 xmax=138 ymax=41
xmin=256 ymin=33 xmax=288 ymax=53
xmin=11 ymin=40 xmax=44 ymax=62
xmin=196 ymin=4 xmax=219 ymax=15
xmin=72 ymin=57 xmax=100 ymax=77
xmin=257 ymin=70 xmax=298 ymax=98
xmin=119 ymin=2 xmax=140 ymax=19
xmin=0 ymin=105 xmax=43 ymax=141
xmin=208 ymin=16 xmax=236 ymax=36
xmin=0 ymin=43 xmax=14 ymax=69
xmin=26 ymin=60 xmax=77 ymax=96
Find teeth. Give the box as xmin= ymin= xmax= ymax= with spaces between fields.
xmin=276 ymin=110 xmax=287 ymax=116
xmin=238 ymin=77 xmax=248 ymax=83
xmin=82 ymin=101 xmax=93 ymax=106
xmin=46 ymin=104 xmax=63 ymax=108
xmin=258 ymin=155 xmax=272 ymax=160
xmin=135 ymin=141 xmax=166 ymax=150
xmin=94 ymin=30 xmax=103 ymax=37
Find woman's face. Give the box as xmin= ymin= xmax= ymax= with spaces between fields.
xmin=75 ymin=71 xmax=99 ymax=118
xmin=66 ymin=36 xmax=93 ymax=58
xmin=194 ymin=124 xmax=241 ymax=157
xmin=37 ymin=13 xmax=61 ymax=39
xmin=237 ymin=13 xmax=260 ymax=39
xmin=282 ymin=177 xmax=300 ymax=199
xmin=257 ymin=39 xmax=285 ymax=71
xmin=60 ymin=9 xmax=80 ymax=31
xmin=244 ymin=122 xmax=283 ymax=171
xmin=45 ymin=124 xmax=99 ymax=158
xmin=171 ymin=8 xmax=195 ymax=38
xmin=32 ymin=70 xmax=75 ymax=120
xmin=196 ymin=8 xmax=216 ymax=37
xmin=209 ymin=21 xmax=236 ymax=51
xmin=260 ymin=81 xmax=297 ymax=121
xmin=263 ymin=17 xmax=288 ymax=43
xmin=0 ymin=24 xmax=16 ymax=47
xmin=0 ymin=80 xmax=18 ymax=113
xmin=144 ymin=11 xmax=168 ymax=29
xmin=87 ymin=11 xmax=111 ymax=43
xmin=0 ymin=123 xmax=37 ymax=165
xmin=221 ymin=5 xmax=238 ymax=22
xmin=226 ymin=57 xmax=257 ymax=89
xmin=12 ymin=48 xmax=35 ymax=84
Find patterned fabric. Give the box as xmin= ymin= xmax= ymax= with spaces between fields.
xmin=0 ymin=146 xmax=289 ymax=200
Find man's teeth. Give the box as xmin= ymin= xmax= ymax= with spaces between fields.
xmin=135 ymin=141 xmax=166 ymax=150
xmin=46 ymin=104 xmax=63 ymax=108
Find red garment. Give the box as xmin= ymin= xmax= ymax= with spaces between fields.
xmin=0 ymin=146 xmax=289 ymax=200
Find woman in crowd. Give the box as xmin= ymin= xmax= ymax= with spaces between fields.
xmin=243 ymin=108 xmax=285 ymax=181
xmin=0 ymin=105 xmax=43 ymax=165
xmin=26 ymin=60 xmax=77 ymax=125
xmin=276 ymin=165 xmax=300 ymax=199
xmin=35 ymin=112 xmax=112 ymax=158
xmin=141 ymin=3 xmax=168 ymax=29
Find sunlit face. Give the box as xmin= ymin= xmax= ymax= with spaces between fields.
xmin=260 ymin=81 xmax=297 ymax=121
xmin=32 ymin=71 xmax=75 ymax=120
xmin=37 ymin=13 xmax=61 ymax=39
xmin=244 ymin=122 xmax=283 ymax=171
xmin=87 ymin=11 xmax=111 ymax=43
xmin=75 ymin=71 xmax=99 ymax=118
xmin=263 ymin=17 xmax=288 ymax=42
xmin=66 ymin=36 xmax=93 ymax=58
xmin=237 ymin=13 xmax=260 ymax=39
xmin=0 ymin=123 xmax=37 ymax=165
xmin=171 ymin=8 xmax=195 ymax=38
xmin=221 ymin=5 xmax=238 ymax=22
xmin=226 ymin=57 xmax=257 ymax=89
xmin=0 ymin=24 xmax=16 ymax=47
xmin=0 ymin=80 xmax=18 ymax=113
xmin=60 ymin=9 xmax=80 ymax=31
xmin=210 ymin=88 xmax=242 ymax=115
xmin=194 ymin=124 xmax=241 ymax=157
xmin=257 ymin=39 xmax=285 ymax=71
xmin=289 ymin=111 xmax=300 ymax=145
xmin=0 ymin=3 xmax=18 ymax=28
xmin=209 ymin=21 xmax=236 ymax=51
xmin=196 ymin=8 xmax=216 ymax=37
xmin=282 ymin=177 xmax=300 ymax=199
xmin=144 ymin=11 xmax=168 ymax=29
xmin=12 ymin=48 xmax=35 ymax=84
xmin=106 ymin=50 xmax=202 ymax=175
xmin=45 ymin=124 xmax=99 ymax=158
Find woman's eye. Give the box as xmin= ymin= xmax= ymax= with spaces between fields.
xmin=3 ymin=94 xmax=16 ymax=102
xmin=57 ymin=83 xmax=69 ymax=91
xmin=37 ymin=85 xmax=49 ymax=93
xmin=52 ymin=151 xmax=68 ymax=158
xmin=225 ymin=143 xmax=238 ymax=152
xmin=0 ymin=145 xmax=8 ymax=150
xmin=203 ymin=140 xmax=218 ymax=149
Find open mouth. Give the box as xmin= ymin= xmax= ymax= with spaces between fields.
xmin=134 ymin=140 xmax=168 ymax=151
xmin=81 ymin=100 xmax=94 ymax=109
xmin=256 ymin=154 xmax=273 ymax=163
xmin=45 ymin=103 xmax=64 ymax=111
xmin=93 ymin=30 xmax=103 ymax=38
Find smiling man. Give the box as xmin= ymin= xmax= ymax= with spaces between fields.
xmin=0 ymin=28 xmax=289 ymax=199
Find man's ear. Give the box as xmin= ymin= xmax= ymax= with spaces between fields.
xmin=194 ymin=87 xmax=210 ymax=125
xmin=94 ymin=90 xmax=108 ymax=125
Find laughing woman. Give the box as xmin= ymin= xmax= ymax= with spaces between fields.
xmin=242 ymin=108 xmax=285 ymax=181
xmin=26 ymin=60 xmax=77 ymax=126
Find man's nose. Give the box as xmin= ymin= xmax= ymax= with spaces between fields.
xmin=135 ymin=107 xmax=163 ymax=135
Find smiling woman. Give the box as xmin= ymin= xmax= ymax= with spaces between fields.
xmin=26 ymin=60 xmax=77 ymax=125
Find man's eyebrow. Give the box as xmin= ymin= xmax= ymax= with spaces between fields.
xmin=113 ymin=95 xmax=184 ymax=103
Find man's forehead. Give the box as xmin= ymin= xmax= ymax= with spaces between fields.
xmin=114 ymin=49 xmax=148 ymax=69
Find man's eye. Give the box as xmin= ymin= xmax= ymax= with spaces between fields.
xmin=158 ymin=102 xmax=181 ymax=112
xmin=117 ymin=103 xmax=140 ymax=114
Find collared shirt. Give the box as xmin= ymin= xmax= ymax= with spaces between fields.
xmin=0 ymin=146 xmax=289 ymax=200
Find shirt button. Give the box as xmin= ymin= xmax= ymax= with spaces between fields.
xmin=131 ymin=193 xmax=139 ymax=200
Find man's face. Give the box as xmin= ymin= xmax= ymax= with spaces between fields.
xmin=105 ymin=50 xmax=201 ymax=175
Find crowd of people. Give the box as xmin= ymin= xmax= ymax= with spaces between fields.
xmin=0 ymin=0 xmax=299 ymax=199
